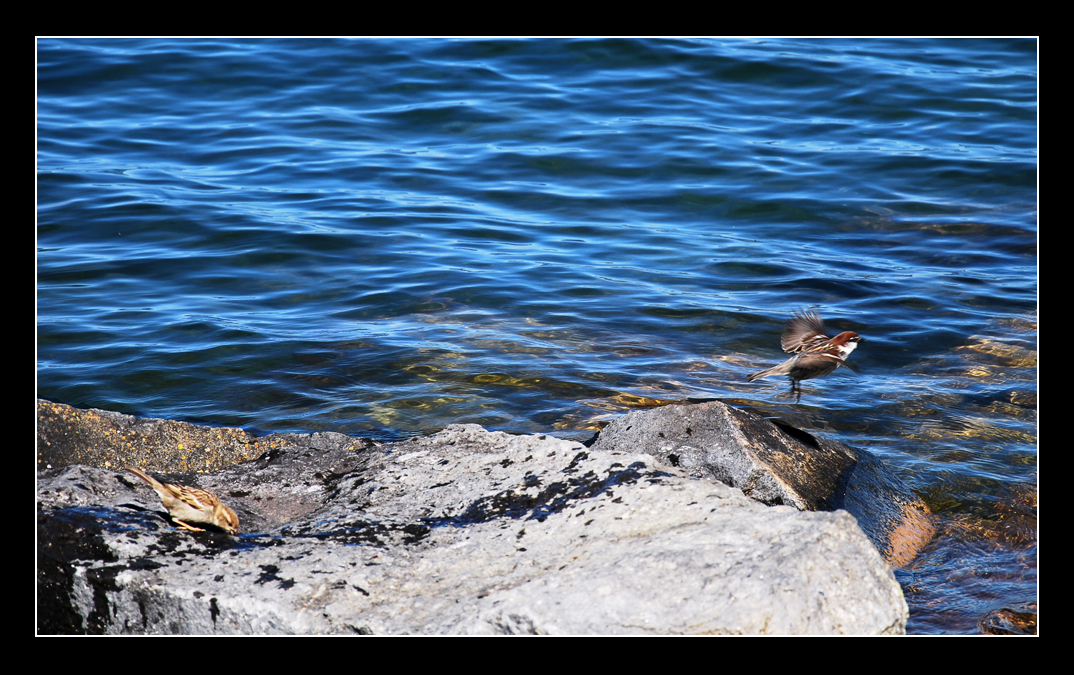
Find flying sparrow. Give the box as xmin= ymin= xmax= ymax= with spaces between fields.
xmin=124 ymin=466 xmax=239 ymax=535
xmin=747 ymin=310 xmax=865 ymax=403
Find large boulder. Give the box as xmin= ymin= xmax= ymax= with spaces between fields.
xmin=590 ymin=401 xmax=935 ymax=567
xmin=37 ymin=401 xmax=909 ymax=634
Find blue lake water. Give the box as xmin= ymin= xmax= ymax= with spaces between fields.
xmin=37 ymin=38 xmax=1037 ymax=634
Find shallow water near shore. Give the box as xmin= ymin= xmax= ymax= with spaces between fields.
xmin=37 ymin=38 xmax=1037 ymax=634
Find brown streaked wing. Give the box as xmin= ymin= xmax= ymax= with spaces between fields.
xmin=179 ymin=485 xmax=218 ymax=510
xmin=781 ymin=310 xmax=829 ymax=353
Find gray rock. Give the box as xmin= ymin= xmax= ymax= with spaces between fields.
xmin=38 ymin=419 xmax=907 ymax=635
xmin=590 ymin=401 xmax=935 ymax=567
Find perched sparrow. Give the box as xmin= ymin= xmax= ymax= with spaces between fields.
xmin=124 ymin=466 xmax=239 ymax=535
xmin=747 ymin=310 xmax=864 ymax=402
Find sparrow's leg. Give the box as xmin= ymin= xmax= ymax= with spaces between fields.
xmin=173 ymin=519 xmax=206 ymax=532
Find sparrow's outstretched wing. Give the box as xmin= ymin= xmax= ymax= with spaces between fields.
xmin=781 ymin=310 xmax=829 ymax=353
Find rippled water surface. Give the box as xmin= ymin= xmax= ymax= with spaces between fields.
xmin=37 ymin=38 xmax=1037 ymax=634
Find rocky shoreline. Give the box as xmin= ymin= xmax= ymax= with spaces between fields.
xmin=37 ymin=398 xmax=928 ymax=634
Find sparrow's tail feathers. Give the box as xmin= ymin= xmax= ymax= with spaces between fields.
xmin=748 ymin=367 xmax=776 ymax=382
xmin=124 ymin=465 xmax=163 ymax=490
